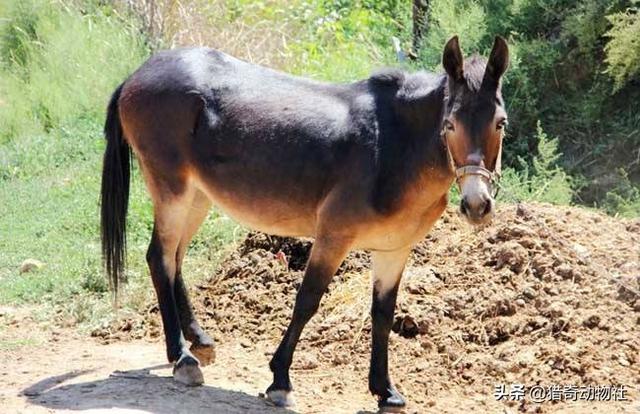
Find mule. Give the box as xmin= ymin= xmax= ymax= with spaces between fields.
xmin=100 ymin=35 xmax=508 ymax=411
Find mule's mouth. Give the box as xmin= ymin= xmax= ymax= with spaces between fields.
xmin=461 ymin=209 xmax=495 ymax=226
xmin=459 ymin=196 xmax=495 ymax=226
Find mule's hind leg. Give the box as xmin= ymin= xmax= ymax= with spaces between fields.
xmin=146 ymin=190 xmax=204 ymax=386
xmin=174 ymin=189 xmax=215 ymax=366
xmin=266 ymin=236 xmax=351 ymax=407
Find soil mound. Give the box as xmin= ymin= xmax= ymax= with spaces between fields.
xmin=135 ymin=203 xmax=640 ymax=412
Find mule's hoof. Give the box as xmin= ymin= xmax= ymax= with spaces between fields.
xmin=266 ymin=389 xmax=295 ymax=407
xmin=173 ymin=354 xmax=204 ymax=386
xmin=377 ymin=387 xmax=406 ymax=413
xmin=190 ymin=343 xmax=215 ymax=367
xmin=378 ymin=405 xmax=407 ymax=414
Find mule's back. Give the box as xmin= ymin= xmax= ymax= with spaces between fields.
xmin=118 ymin=48 xmax=378 ymax=237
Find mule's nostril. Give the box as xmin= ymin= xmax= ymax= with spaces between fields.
xmin=460 ymin=198 xmax=469 ymax=215
xmin=482 ymin=199 xmax=492 ymax=216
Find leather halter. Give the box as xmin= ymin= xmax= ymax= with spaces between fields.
xmin=455 ymin=165 xmax=494 ymax=182
xmin=455 ymin=164 xmax=501 ymax=197
xmin=442 ymin=124 xmax=503 ymax=198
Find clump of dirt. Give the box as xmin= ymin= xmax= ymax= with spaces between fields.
xmin=193 ymin=233 xmax=370 ymax=342
xmin=151 ymin=203 xmax=640 ymax=412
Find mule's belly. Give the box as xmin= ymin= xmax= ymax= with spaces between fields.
xmin=192 ymin=170 xmax=319 ymax=237
xmin=214 ymin=196 xmax=317 ymax=237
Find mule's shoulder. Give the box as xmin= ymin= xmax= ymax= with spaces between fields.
xmin=396 ymin=71 xmax=446 ymax=103
xmin=366 ymin=69 xmax=445 ymax=102
xmin=368 ymin=68 xmax=406 ymax=88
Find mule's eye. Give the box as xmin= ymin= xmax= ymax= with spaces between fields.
xmin=444 ymin=120 xmax=455 ymax=132
xmin=497 ymin=119 xmax=508 ymax=130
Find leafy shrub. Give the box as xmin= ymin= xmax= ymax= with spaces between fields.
xmin=605 ymin=7 xmax=640 ymax=90
xmin=602 ymin=169 xmax=640 ymax=217
xmin=499 ymin=122 xmax=574 ymax=205
xmin=417 ymin=0 xmax=488 ymax=69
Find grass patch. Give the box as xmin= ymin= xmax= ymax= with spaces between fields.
xmin=0 ymin=0 xmax=244 ymax=328
xmin=0 ymin=117 xmax=243 ymax=323
xmin=1 ymin=0 xmax=637 ymax=332
xmin=0 ymin=337 xmax=40 ymax=351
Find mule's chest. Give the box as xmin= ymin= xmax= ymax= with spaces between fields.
xmin=355 ymin=195 xmax=448 ymax=251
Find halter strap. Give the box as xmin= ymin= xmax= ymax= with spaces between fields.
xmin=455 ymin=165 xmax=501 ymax=197
xmin=455 ymin=165 xmax=495 ymax=182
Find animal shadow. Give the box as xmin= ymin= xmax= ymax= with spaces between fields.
xmin=21 ymin=365 xmax=298 ymax=414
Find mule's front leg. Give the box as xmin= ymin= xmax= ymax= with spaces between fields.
xmin=369 ymin=249 xmax=411 ymax=412
xmin=266 ymin=237 xmax=350 ymax=407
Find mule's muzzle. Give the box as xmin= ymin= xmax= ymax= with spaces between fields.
xmin=456 ymin=165 xmax=498 ymax=225
xmin=460 ymin=193 xmax=494 ymax=224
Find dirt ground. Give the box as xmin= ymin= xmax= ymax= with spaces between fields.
xmin=1 ymin=203 xmax=639 ymax=413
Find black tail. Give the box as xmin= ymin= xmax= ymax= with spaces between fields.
xmin=100 ymin=83 xmax=130 ymax=301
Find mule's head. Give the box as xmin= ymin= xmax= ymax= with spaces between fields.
xmin=441 ymin=36 xmax=509 ymax=225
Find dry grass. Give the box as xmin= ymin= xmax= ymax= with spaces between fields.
xmin=118 ymin=0 xmax=303 ymax=68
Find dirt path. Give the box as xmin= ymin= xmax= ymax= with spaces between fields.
xmin=1 ymin=315 xmax=637 ymax=413
xmin=2 ymin=204 xmax=639 ymax=413
xmin=1 ymin=326 xmax=350 ymax=414
xmin=0 ymin=326 xmax=458 ymax=414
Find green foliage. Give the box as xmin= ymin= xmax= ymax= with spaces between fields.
xmin=602 ymin=169 xmax=640 ymax=217
xmin=418 ymin=0 xmax=488 ymax=69
xmin=0 ymin=1 xmax=241 ymax=326
xmin=499 ymin=122 xmax=574 ymax=205
xmin=0 ymin=0 xmax=148 ymax=143
xmin=410 ymin=0 xmax=640 ymax=215
xmin=287 ymin=0 xmax=410 ymax=81
xmin=0 ymin=0 xmax=40 ymax=68
xmin=605 ymin=7 xmax=640 ymax=90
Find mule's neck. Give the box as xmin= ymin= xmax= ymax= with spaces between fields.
xmin=399 ymin=72 xmax=451 ymax=170
xmin=371 ymin=71 xmax=454 ymax=214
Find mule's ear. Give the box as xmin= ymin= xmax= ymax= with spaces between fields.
xmin=443 ymin=36 xmax=464 ymax=81
xmin=485 ymin=36 xmax=509 ymax=83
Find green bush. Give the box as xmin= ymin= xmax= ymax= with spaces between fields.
xmin=0 ymin=0 xmax=147 ymax=143
xmin=605 ymin=7 xmax=640 ymax=90
xmin=418 ymin=0 xmax=488 ymax=69
xmin=499 ymin=122 xmax=574 ymax=205
xmin=288 ymin=0 xmax=410 ymax=81
xmin=602 ymin=169 xmax=640 ymax=217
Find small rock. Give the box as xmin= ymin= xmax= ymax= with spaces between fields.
xmin=19 ymin=259 xmax=44 ymax=274
xmin=515 ymin=299 xmax=526 ymax=307
xmin=572 ymin=243 xmax=590 ymax=260
xmin=516 ymin=204 xmax=532 ymax=220
xmin=295 ymin=354 xmax=319 ymax=370
xmin=583 ymin=314 xmax=601 ymax=329
xmin=544 ymin=286 xmax=559 ymax=296
xmin=331 ymin=353 xmax=350 ymax=366
xmin=555 ymin=264 xmax=581 ymax=282
xmin=545 ymin=302 xmax=566 ymax=318
xmin=492 ymin=299 xmax=517 ymax=316
xmin=494 ymin=242 xmax=528 ymax=273
xmin=523 ymin=287 xmax=537 ymax=300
